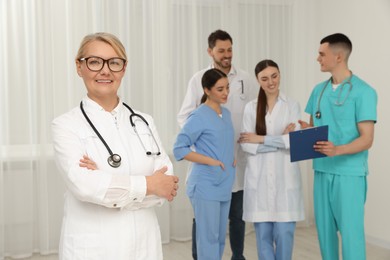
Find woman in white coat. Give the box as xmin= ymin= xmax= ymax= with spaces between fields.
xmin=238 ymin=59 xmax=304 ymax=260
xmin=52 ymin=32 xmax=179 ymax=260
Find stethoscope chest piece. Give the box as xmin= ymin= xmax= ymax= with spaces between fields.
xmin=108 ymin=154 xmax=121 ymax=168
xmin=315 ymin=111 xmax=321 ymax=119
xmin=240 ymin=93 xmax=246 ymax=100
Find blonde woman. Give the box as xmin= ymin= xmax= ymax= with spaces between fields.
xmin=52 ymin=32 xmax=178 ymax=259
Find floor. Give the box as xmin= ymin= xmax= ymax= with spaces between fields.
xmin=5 ymin=226 xmax=390 ymax=259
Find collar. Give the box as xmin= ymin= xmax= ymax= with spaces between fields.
xmin=278 ymin=91 xmax=288 ymax=102
xmin=253 ymin=91 xmax=287 ymax=104
xmin=82 ymin=96 xmax=124 ymax=115
xmin=210 ymin=64 xmax=237 ymax=77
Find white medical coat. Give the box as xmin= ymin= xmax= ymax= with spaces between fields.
xmin=177 ymin=64 xmax=258 ymax=192
xmin=240 ymin=93 xmax=305 ymax=222
xmin=52 ymin=97 xmax=173 ymax=260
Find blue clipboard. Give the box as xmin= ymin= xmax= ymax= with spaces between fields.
xmin=289 ymin=125 xmax=329 ymax=162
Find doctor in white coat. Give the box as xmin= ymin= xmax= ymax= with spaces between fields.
xmin=52 ymin=32 xmax=179 ymax=260
xmin=238 ymin=60 xmax=304 ymax=260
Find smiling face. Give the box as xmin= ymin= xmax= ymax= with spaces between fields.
xmin=208 ymin=39 xmax=233 ymax=72
xmin=76 ymin=40 xmax=127 ymax=103
xmin=256 ymin=66 xmax=280 ymax=96
xmin=317 ymin=42 xmax=339 ymax=73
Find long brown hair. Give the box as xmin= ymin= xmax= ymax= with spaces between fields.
xmin=254 ymin=59 xmax=279 ymax=135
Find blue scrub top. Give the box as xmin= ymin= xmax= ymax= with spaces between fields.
xmin=173 ymin=104 xmax=235 ymax=201
xmin=305 ymin=74 xmax=377 ymax=176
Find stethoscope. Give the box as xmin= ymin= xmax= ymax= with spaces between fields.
xmin=315 ymin=73 xmax=353 ymax=119
xmin=239 ymin=80 xmax=246 ymax=100
xmin=80 ymin=101 xmax=161 ymax=168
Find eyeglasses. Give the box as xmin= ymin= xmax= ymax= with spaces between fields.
xmin=79 ymin=56 xmax=126 ymax=72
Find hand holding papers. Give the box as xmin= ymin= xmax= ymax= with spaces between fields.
xmin=289 ymin=125 xmax=329 ymax=162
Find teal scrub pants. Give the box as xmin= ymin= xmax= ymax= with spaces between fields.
xmin=314 ymin=171 xmax=367 ymax=260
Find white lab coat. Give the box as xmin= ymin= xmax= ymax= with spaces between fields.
xmin=52 ymin=97 xmax=172 ymax=260
xmin=177 ymin=64 xmax=258 ymax=192
xmin=240 ymin=93 xmax=305 ymax=222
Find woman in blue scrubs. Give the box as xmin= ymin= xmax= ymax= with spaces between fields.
xmin=173 ymin=68 xmax=235 ymax=260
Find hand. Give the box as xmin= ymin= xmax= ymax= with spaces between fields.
xmin=283 ymin=123 xmax=296 ymax=134
xmin=238 ymin=132 xmax=263 ymax=143
xmin=298 ymin=120 xmax=311 ymax=129
xmin=79 ymin=155 xmax=98 ymax=170
xmin=146 ymin=166 xmax=179 ymax=202
xmin=314 ymin=141 xmax=337 ymax=157
xmin=209 ymin=159 xmax=225 ymax=170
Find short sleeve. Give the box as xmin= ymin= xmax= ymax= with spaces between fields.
xmin=356 ymin=87 xmax=377 ymax=123
xmin=173 ymin=112 xmax=203 ymax=160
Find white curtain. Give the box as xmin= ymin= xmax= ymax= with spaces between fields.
xmin=0 ymin=0 xmax=310 ymax=258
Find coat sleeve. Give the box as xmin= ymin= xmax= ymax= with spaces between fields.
xmin=52 ymin=113 xmax=171 ymax=210
xmin=240 ymin=102 xmax=263 ymax=155
xmin=52 ymin=115 xmax=115 ymax=206
xmin=246 ymin=72 xmax=260 ymax=101
xmin=177 ymin=73 xmax=204 ymax=128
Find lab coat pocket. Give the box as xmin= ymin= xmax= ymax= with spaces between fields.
xmin=79 ymin=126 xmax=99 ymax=140
xmin=62 ymin=234 xmax=105 ymax=260
xmin=78 ymin=129 xmax=102 ymax=159
xmin=129 ymin=121 xmax=158 ymax=155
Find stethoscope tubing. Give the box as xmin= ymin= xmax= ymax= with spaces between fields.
xmin=315 ymin=74 xmax=353 ymax=119
xmin=80 ymin=101 xmax=161 ymax=168
xmin=123 ymin=103 xmax=161 ymax=156
xmin=80 ymin=102 xmax=115 ymax=156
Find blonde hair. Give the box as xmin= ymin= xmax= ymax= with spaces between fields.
xmin=75 ymin=32 xmax=127 ymax=61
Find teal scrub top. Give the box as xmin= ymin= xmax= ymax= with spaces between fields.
xmin=305 ymin=74 xmax=377 ymax=176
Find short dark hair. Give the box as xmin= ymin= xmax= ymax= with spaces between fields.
xmin=208 ymin=30 xmax=233 ymax=49
xmin=320 ymin=33 xmax=352 ymax=58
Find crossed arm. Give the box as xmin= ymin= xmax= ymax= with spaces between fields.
xmin=79 ymin=155 xmax=179 ymax=202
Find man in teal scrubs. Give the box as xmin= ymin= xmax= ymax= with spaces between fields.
xmin=299 ymin=33 xmax=377 ymax=260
